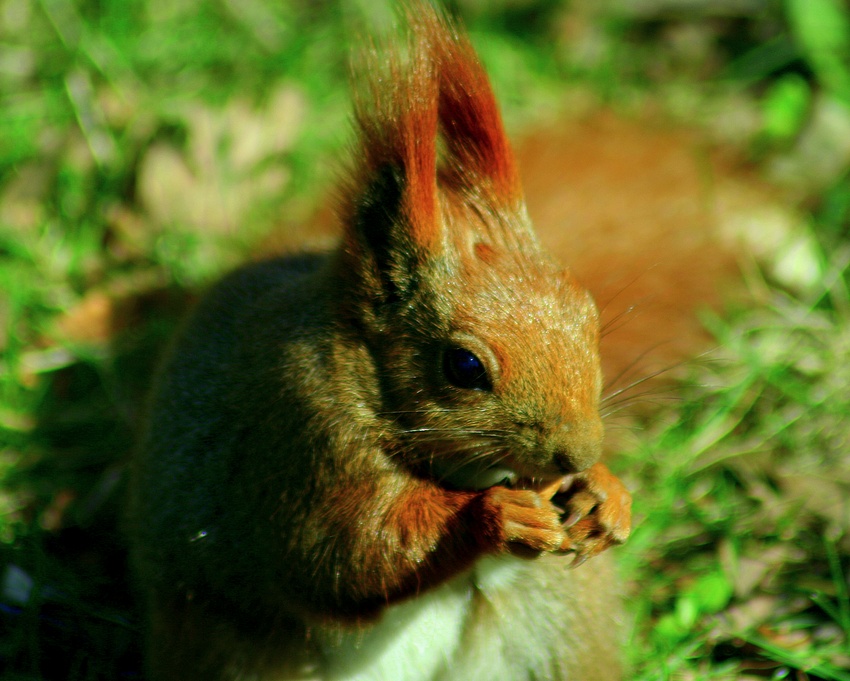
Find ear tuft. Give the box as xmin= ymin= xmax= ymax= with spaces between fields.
xmin=348 ymin=24 xmax=440 ymax=253
xmin=337 ymin=2 xmax=528 ymax=308
xmin=423 ymin=10 xmax=522 ymax=203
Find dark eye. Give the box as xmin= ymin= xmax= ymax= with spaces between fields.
xmin=443 ymin=347 xmax=491 ymax=391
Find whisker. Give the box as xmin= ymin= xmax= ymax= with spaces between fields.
xmin=603 ymin=385 xmax=681 ymax=408
xmin=599 ymin=304 xmax=638 ymax=338
xmin=601 ymin=393 xmax=682 ymax=420
xmin=602 ymin=380 xmax=675 ymax=409
xmin=596 ymin=266 xmax=660 ymax=335
xmin=393 ymin=430 xmax=499 ymax=450
xmin=602 ymin=355 xmax=692 ymax=403
xmin=398 ymin=427 xmax=510 ymax=438
xmin=601 ymin=387 xmax=678 ymax=419
xmin=602 ymin=341 xmax=675 ymax=395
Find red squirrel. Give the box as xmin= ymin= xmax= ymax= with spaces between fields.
xmin=128 ymin=5 xmax=637 ymax=680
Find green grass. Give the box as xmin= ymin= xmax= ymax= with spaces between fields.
xmin=2 ymin=0 xmax=850 ymax=679
xmin=620 ymin=273 xmax=850 ymax=679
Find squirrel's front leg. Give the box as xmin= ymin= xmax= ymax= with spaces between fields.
xmin=382 ymin=480 xmax=569 ymax=572
xmin=323 ymin=478 xmax=567 ymax=615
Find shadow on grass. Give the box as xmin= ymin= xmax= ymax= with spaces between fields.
xmin=1 ymin=286 xmax=194 ymax=680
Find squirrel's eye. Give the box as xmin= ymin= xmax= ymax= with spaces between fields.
xmin=443 ymin=347 xmax=491 ymax=391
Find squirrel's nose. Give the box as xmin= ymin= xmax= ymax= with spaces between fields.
xmin=549 ymin=419 xmax=603 ymax=473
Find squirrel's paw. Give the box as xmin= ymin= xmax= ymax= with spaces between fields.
xmin=546 ymin=462 xmax=632 ymax=566
xmin=485 ymin=486 xmax=566 ymax=558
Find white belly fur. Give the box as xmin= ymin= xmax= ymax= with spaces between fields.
xmin=316 ymin=556 xmax=525 ymax=681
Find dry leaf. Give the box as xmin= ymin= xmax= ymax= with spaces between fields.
xmin=137 ymin=83 xmax=304 ymax=237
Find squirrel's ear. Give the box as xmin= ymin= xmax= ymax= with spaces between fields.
xmin=337 ymin=28 xmax=442 ymax=305
xmin=346 ymin=162 xmax=432 ymax=304
xmin=335 ymin=4 xmax=530 ymax=305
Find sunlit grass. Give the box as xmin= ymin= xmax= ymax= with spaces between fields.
xmin=619 ymin=254 xmax=850 ymax=679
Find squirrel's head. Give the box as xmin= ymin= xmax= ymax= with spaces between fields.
xmin=333 ymin=6 xmax=602 ymax=488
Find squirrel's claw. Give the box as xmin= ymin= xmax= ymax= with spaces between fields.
xmin=548 ymin=462 xmax=632 ymax=564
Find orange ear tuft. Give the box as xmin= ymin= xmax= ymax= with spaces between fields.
xmin=346 ymin=3 xmax=524 ymax=258
xmin=350 ymin=21 xmax=440 ymax=251
xmin=423 ymin=10 xmax=522 ymax=204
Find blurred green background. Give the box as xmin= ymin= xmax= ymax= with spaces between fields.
xmin=1 ymin=0 xmax=850 ymax=678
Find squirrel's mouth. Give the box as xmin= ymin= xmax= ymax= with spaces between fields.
xmin=430 ymin=457 xmax=565 ymax=492
xmin=434 ymin=461 xmax=518 ymax=491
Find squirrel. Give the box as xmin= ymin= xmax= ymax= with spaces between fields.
xmin=127 ymin=5 xmax=638 ymax=680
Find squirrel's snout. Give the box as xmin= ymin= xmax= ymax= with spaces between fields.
xmin=548 ymin=420 xmax=603 ymax=474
